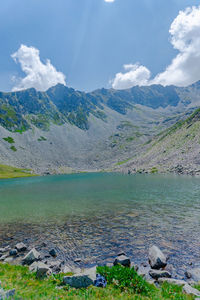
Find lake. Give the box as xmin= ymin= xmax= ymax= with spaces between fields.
xmin=0 ymin=173 xmax=199 ymax=274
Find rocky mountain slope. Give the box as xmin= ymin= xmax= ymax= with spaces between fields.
xmin=118 ymin=107 xmax=200 ymax=175
xmin=0 ymin=82 xmax=200 ymax=174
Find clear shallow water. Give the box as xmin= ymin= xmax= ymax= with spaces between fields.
xmin=0 ymin=173 xmax=200 ymax=273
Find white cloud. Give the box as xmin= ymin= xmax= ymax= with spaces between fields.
xmin=111 ymin=64 xmax=151 ymax=89
xmin=104 ymin=0 xmax=115 ymax=2
xmin=11 ymin=44 xmax=66 ymax=91
xmin=112 ymin=5 xmax=200 ymax=89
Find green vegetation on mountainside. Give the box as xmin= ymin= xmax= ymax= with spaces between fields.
xmin=0 ymin=164 xmax=35 ymax=179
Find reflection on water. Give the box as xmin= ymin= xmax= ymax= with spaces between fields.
xmin=0 ymin=173 xmax=200 ymax=273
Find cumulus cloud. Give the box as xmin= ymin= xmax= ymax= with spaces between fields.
xmin=112 ymin=64 xmax=151 ymax=89
xmin=112 ymin=5 xmax=200 ymax=89
xmin=104 ymin=0 xmax=115 ymax=2
xmin=11 ymin=44 xmax=66 ymax=91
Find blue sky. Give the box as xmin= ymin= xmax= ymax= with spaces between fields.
xmin=0 ymin=0 xmax=199 ymax=92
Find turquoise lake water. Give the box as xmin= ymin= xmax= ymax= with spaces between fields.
xmin=0 ymin=173 xmax=200 ymax=272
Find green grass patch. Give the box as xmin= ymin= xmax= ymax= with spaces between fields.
xmin=115 ymin=158 xmax=132 ymax=166
xmin=3 ymin=136 xmax=15 ymax=144
xmin=0 ymin=263 xmax=194 ymax=300
xmin=0 ymin=164 xmax=36 ymax=179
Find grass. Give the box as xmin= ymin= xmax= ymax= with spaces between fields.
xmin=10 ymin=145 xmax=17 ymax=152
xmin=0 ymin=263 xmax=197 ymax=300
xmin=115 ymin=158 xmax=132 ymax=166
xmin=0 ymin=164 xmax=36 ymax=179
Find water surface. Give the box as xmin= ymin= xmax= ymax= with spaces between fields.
xmin=0 ymin=173 xmax=199 ymax=273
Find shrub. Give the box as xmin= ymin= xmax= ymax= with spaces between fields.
xmin=97 ymin=265 xmax=156 ymax=296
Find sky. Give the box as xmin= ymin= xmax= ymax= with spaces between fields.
xmin=0 ymin=0 xmax=200 ymax=92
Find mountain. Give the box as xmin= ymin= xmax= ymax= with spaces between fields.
xmin=118 ymin=107 xmax=200 ymax=175
xmin=0 ymin=82 xmax=200 ymax=174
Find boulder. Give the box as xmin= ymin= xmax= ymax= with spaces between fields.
xmin=137 ymin=265 xmax=151 ymax=280
xmin=35 ymin=262 xmax=51 ymax=279
xmin=0 ymin=288 xmax=15 ymax=300
xmin=185 ymin=268 xmax=200 ymax=282
xmin=149 ymin=269 xmax=171 ymax=280
xmin=15 ymin=242 xmax=27 ymax=252
xmin=149 ymin=246 xmax=167 ymax=269
xmin=49 ymin=249 xmax=57 ymax=257
xmin=182 ymin=284 xmax=200 ymax=297
xmin=63 ymin=274 xmax=93 ymax=288
xmin=113 ymin=255 xmax=131 ymax=267
xmin=22 ymin=248 xmax=40 ymax=265
xmin=48 ymin=260 xmax=62 ymax=273
xmin=4 ymin=257 xmax=14 ymax=263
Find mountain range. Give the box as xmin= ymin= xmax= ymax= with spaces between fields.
xmin=1 ymin=81 xmax=200 ymax=174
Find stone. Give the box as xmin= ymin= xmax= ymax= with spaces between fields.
xmin=0 ymin=254 xmax=9 ymax=261
xmin=82 ymin=266 xmax=97 ymax=281
xmin=183 ymin=284 xmax=200 ymax=297
xmin=149 ymin=269 xmax=171 ymax=280
xmin=0 ymin=288 xmax=15 ymax=300
xmin=106 ymin=262 xmax=113 ymax=268
xmin=49 ymin=249 xmax=57 ymax=257
xmin=15 ymin=242 xmax=27 ymax=252
xmin=158 ymin=278 xmax=187 ymax=286
xmin=185 ymin=268 xmax=200 ymax=282
xmin=130 ymin=262 xmax=138 ymax=271
xmin=48 ymin=260 xmax=62 ymax=273
xmin=9 ymin=249 xmax=18 ymax=256
xmin=94 ymin=274 xmax=107 ymax=288
xmin=63 ymin=274 xmax=93 ymax=288
xmin=36 ymin=262 xmax=51 ymax=279
xmin=74 ymin=258 xmax=82 ymax=263
xmin=22 ymin=248 xmax=40 ymax=265
xmin=149 ymin=246 xmax=167 ymax=269
xmin=113 ymin=255 xmax=131 ymax=267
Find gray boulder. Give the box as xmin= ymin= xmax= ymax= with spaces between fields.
xmin=185 ymin=267 xmax=200 ymax=282
xmin=113 ymin=255 xmax=131 ymax=267
xmin=63 ymin=275 xmax=94 ymax=288
xmin=15 ymin=242 xmax=27 ymax=252
xmin=35 ymin=262 xmax=51 ymax=279
xmin=149 ymin=246 xmax=167 ymax=269
xmin=182 ymin=284 xmax=200 ymax=297
xmin=149 ymin=269 xmax=171 ymax=280
xmin=22 ymin=248 xmax=40 ymax=265
xmin=0 ymin=288 xmax=15 ymax=300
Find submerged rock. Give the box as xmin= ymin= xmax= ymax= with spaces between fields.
xmin=113 ymin=255 xmax=131 ymax=267
xmin=149 ymin=246 xmax=167 ymax=269
xmin=9 ymin=249 xmax=18 ymax=256
xmin=22 ymin=248 xmax=40 ymax=265
xmin=49 ymin=249 xmax=57 ymax=257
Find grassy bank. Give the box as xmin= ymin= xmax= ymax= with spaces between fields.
xmin=0 ymin=164 xmax=36 ymax=179
xmin=0 ymin=263 xmax=199 ymax=299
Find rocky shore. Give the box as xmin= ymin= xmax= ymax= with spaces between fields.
xmin=0 ymin=242 xmax=200 ymax=298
